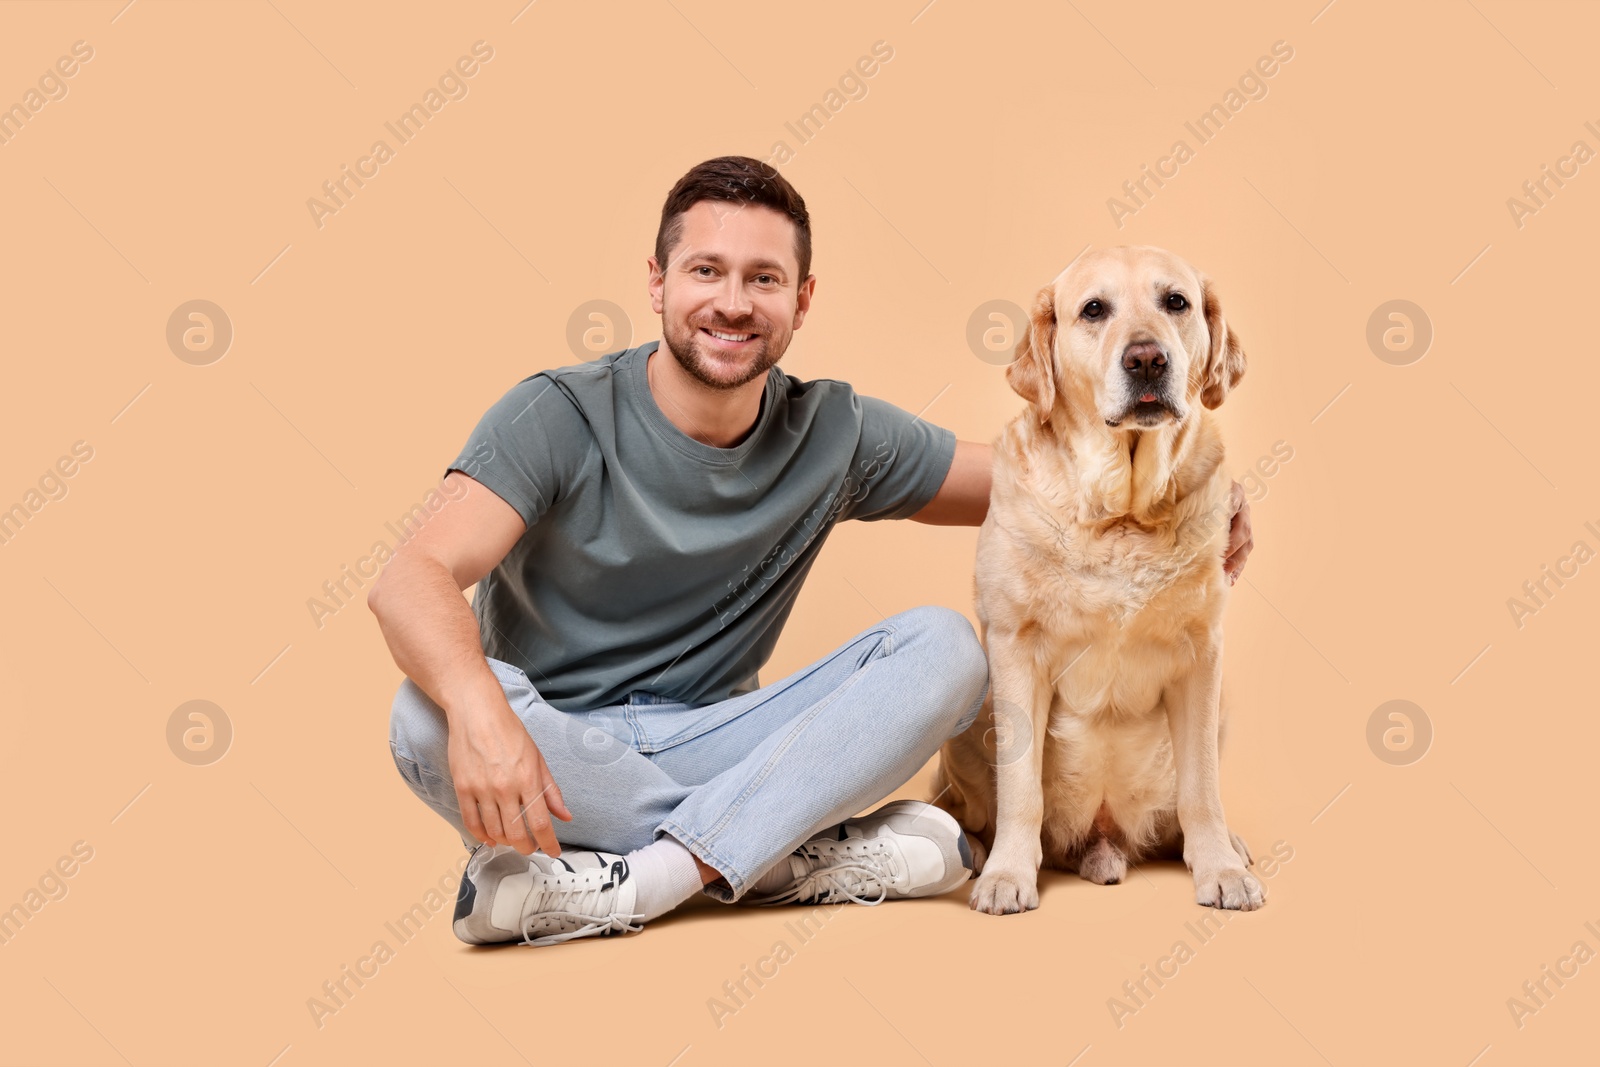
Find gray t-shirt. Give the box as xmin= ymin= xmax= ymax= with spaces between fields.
xmin=445 ymin=340 xmax=957 ymax=713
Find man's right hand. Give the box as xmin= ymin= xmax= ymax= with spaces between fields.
xmin=448 ymin=701 xmax=572 ymax=856
xmin=363 ymin=470 xmax=570 ymax=855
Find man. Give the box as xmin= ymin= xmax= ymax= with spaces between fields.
xmin=372 ymin=156 xmax=1254 ymax=947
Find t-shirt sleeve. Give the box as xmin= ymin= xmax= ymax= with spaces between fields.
xmin=444 ymin=374 xmax=588 ymax=528
xmin=840 ymin=393 xmax=959 ymax=522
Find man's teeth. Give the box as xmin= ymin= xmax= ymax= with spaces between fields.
xmin=707 ymin=329 xmax=753 ymax=342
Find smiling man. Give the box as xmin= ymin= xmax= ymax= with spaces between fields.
xmin=371 ymin=156 xmax=1254 ymax=947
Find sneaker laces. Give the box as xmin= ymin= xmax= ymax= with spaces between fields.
xmin=758 ymin=839 xmax=903 ymax=907
xmin=518 ymin=865 xmax=644 ymax=946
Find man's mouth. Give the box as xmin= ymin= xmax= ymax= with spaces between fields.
xmin=701 ymin=327 xmax=758 ymax=348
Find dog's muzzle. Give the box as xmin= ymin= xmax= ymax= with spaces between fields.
xmin=1106 ymin=341 xmax=1178 ymax=427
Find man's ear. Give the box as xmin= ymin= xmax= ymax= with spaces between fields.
xmin=647 ymin=255 xmax=666 ymax=314
xmin=1200 ymin=276 xmax=1247 ymax=410
xmin=1006 ymin=283 xmax=1059 ymax=425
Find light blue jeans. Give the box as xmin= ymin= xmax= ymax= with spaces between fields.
xmin=387 ymin=605 xmax=989 ymax=902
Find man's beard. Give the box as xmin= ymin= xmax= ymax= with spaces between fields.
xmin=662 ymin=316 xmax=784 ymax=390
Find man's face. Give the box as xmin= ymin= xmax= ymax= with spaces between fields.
xmin=649 ymin=200 xmax=814 ymax=389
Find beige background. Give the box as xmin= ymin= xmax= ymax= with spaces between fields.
xmin=1 ymin=1 xmax=1596 ymax=1064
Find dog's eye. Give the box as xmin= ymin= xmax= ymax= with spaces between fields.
xmin=1165 ymin=292 xmax=1189 ymax=312
xmin=1081 ymin=300 xmax=1105 ymax=321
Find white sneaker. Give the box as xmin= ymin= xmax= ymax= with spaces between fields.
xmin=452 ymin=845 xmax=644 ymax=946
xmin=740 ymin=799 xmax=974 ymax=906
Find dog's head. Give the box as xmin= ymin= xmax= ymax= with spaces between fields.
xmin=1006 ymin=246 xmax=1246 ymax=431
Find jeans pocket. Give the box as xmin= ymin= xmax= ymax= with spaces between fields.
xmin=390 ymin=742 xmax=426 ymax=790
xmin=485 ymin=656 xmax=539 ymax=705
xmin=636 ymin=698 xmax=741 ymax=751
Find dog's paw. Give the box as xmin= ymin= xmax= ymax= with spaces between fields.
xmin=1193 ymin=865 xmax=1266 ymax=911
xmin=969 ymin=866 xmax=1039 ymax=915
xmin=1229 ymin=830 xmax=1253 ymax=868
xmin=1078 ymin=837 xmax=1127 ymax=886
xmin=966 ymin=832 xmax=989 ymax=875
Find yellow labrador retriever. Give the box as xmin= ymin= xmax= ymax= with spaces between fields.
xmin=930 ymin=245 xmax=1264 ymax=914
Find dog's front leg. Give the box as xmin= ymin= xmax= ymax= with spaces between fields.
xmin=969 ymin=632 xmax=1053 ymax=915
xmin=1166 ymin=632 xmax=1265 ymax=911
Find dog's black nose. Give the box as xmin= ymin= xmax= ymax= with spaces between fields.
xmin=1122 ymin=341 xmax=1168 ymax=383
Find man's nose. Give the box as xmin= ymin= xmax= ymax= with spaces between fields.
xmin=717 ymin=277 xmax=752 ymax=318
xmin=1121 ymin=340 xmax=1168 ymax=382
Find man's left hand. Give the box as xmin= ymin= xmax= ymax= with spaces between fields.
xmin=1224 ymin=480 xmax=1253 ymax=585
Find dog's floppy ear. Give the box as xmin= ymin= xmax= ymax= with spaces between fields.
xmin=1199 ymin=276 xmax=1247 ymax=410
xmin=1006 ymin=283 xmax=1059 ymax=425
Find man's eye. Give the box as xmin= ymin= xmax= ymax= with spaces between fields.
xmin=694 ymin=265 xmax=714 ymax=277
xmin=1081 ymin=300 xmax=1105 ymax=320
xmin=1165 ymin=292 xmax=1189 ymax=312
xmin=755 ymin=274 xmax=776 ymax=285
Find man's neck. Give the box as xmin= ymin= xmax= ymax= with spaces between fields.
xmin=645 ymin=345 xmax=767 ymax=449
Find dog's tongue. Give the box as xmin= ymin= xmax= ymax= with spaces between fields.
xmin=1139 ymin=392 xmax=1158 ymax=403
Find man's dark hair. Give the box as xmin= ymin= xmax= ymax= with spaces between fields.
xmin=654 ymin=156 xmax=812 ymax=282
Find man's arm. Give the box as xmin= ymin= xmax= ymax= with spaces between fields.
xmin=367 ymin=470 xmax=572 ymax=856
xmin=908 ymin=439 xmax=1255 ymax=580
xmin=907 ymin=440 xmax=992 ymax=526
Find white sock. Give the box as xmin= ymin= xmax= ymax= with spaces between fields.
xmin=624 ymin=838 xmax=706 ymax=922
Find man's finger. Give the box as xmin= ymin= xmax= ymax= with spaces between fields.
xmin=532 ymin=756 xmax=573 ymax=822
xmin=478 ymin=800 xmax=507 ymax=847
xmin=1227 ymin=514 xmax=1250 ymax=560
xmin=1225 ymin=539 xmax=1253 ymax=583
xmin=1222 ymin=486 xmax=1248 ymax=566
xmin=498 ymin=795 xmax=536 ymax=855
xmin=516 ymin=796 xmax=561 ymax=857
xmin=544 ymin=778 xmax=573 ymax=822
xmin=460 ymin=789 xmax=491 ymax=845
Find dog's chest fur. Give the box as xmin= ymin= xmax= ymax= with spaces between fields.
xmin=978 ymin=417 xmax=1231 ymax=855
